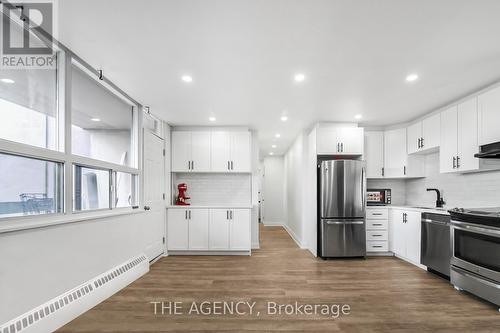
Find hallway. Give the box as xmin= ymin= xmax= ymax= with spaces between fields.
xmin=59 ymin=225 xmax=500 ymax=332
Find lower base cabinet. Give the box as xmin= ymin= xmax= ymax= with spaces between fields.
xmin=167 ymin=208 xmax=251 ymax=252
xmin=390 ymin=209 xmax=421 ymax=265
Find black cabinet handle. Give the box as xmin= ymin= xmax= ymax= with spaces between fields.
xmin=144 ymin=206 xmax=151 ymax=211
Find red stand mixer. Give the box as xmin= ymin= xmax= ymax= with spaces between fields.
xmin=175 ymin=183 xmax=191 ymax=206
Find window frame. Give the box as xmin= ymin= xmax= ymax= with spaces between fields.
xmin=0 ymin=13 xmax=144 ymax=231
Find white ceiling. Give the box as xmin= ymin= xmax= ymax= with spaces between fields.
xmin=58 ymin=0 xmax=500 ymax=156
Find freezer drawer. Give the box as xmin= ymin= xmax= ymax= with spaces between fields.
xmin=320 ymin=219 xmax=366 ymax=257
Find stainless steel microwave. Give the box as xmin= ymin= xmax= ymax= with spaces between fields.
xmin=367 ymin=189 xmax=391 ymax=206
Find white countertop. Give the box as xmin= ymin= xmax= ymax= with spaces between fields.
xmin=167 ymin=205 xmax=254 ymax=209
xmin=367 ymin=205 xmax=450 ymax=215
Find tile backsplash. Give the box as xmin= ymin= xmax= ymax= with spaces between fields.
xmin=368 ymin=153 xmax=500 ymax=208
xmin=172 ymin=173 xmax=252 ymax=206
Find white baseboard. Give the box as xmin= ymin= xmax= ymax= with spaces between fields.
xmin=167 ymin=250 xmax=251 ymax=256
xmin=262 ymin=221 xmax=284 ymax=226
xmin=282 ymin=224 xmax=306 ymax=249
xmin=0 ymin=254 xmax=149 ymax=333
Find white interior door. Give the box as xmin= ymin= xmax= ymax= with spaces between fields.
xmin=143 ymin=130 xmax=166 ymax=261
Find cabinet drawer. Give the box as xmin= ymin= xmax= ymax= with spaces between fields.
xmin=367 ymin=241 xmax=389 ymax=252
xmin=366 ymin=220 xmax=388 ymax=230
xmin=366 ymin=209 xmax=388 ymax=219
xmin=366 ymin=230 xmax=388 ymax=241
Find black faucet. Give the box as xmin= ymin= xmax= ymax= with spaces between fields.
xmin=427 ymin=188 xmax=445 ymax=208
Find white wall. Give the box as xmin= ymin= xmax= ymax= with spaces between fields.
xmin=0 ymin=212 xmax=158 ymax=324
xmin=283 ymin=133 xmax=307 ymax=247
xmin=262 ymin=156 xmax=285 ymax=225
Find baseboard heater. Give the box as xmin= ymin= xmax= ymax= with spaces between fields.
xmin=0 ymin=254 xmax=149 ymax=333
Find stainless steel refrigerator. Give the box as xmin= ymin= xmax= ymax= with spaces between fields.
xmin=318 ymin=159 xmax=366 ymax=258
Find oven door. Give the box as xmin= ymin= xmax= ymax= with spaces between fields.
xmin=451 ymin=221 xmax=500 ymax=283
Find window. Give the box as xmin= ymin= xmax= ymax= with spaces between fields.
xmin=0 ymin=153 xmax=63 ymax=218
xmin=73 ymin=166 xmax=110 ymax=211
xmin=0 ymin=24 xmax=59 ymax=150
xmin=115 ymin=172 xmax=137 ymax=208
xmin=71 ymin=64 xmax=135 ymax=167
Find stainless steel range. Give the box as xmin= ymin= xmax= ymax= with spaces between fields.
xmin=449 ymin=207 xmax=500 ymax=309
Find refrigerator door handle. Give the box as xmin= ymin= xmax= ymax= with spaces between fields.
xmin=325 ymin=221 xmax=364 ymax=225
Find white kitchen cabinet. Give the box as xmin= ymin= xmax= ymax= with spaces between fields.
xmin=211 ymin=131 xmax=251 ymax=172
xmin=366 ymin=207 xmax=389 ymax=253
xmin=188 ymin=209 xmax=209 ymax=250
xmin=168 ymin=208 xmax=251 ymax=253
xmin=229 ymin=209 xmax=251 ymax=250
xmin=317 ymin=126 xmax=364 ymax=155
xmin=384 ymin=128 xmax=424 ymax=178
xmin=440 ymin=106 xmax=459 ymax=173
xmin=171 ymin=131 xmax=211 ymax=172
xmin=440 ymin=98 xmax=481 ymax=173
xmin=364 ymin=131 xmax=384 ymax=178
xmin=390 ymin=209 xmax=421 ymax=265
xmin=209 ymin=209 xmax=230 ymax=249
xmin=167 ymin=209 xmax=189 ymax=250
xmin=478 ymin=85 xmax=500 ymax=145
xmin=407 ymin=113 xmax=441 ymax=154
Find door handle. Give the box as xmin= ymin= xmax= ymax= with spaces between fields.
xmin=337 ymin=143 xmax=340 ymax=152
xmin=191 ymin=160 xmax=194 ymax=170
xmin=188 ymin=210 xmax=191 ymax=219
xmin=230 ymin=210 xmax=233 ymax=219
xmin=144 ymin=206 xmax=151 ymax=211
xmin=453 ymin=156 xmax=457 ymax=169
xmin=227 ymin=210 xmax=229 ymax=220
xmin=456 ymin=156 xmax=460 ymax=168
xmin=228 ymin=161 xmax=230 ymax=170
xmin=421 ymin=137 xmax=424 ymax=148
xmin=404 ymin=166 xmax=407 ymax=175
xmin=341 ymin=143 xmax=344 ymax=152
xmin=231 ymin=161 xmax=234 ymax=170
xmin=188 ymin=161 xmax=191 ymax=170
xmin=325 ymin=221 xmax=364 ymax=225
xmin=185 ymin=210 xmax=188 ymax=219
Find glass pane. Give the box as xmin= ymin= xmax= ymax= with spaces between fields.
xmin=73 ymin=165 xmax=110 ymax=211
xmin=115 ymin=172 xmax=137 ymax=208
xmin=71 ymin=64 xmax=134 ymax=166
xmin=454 ymin=229 xmax=500 ymax=272
xmin=0 ymin=153 xmax=63 ymax=218
xmin=0 ymin=23 xmax=58 ymax=150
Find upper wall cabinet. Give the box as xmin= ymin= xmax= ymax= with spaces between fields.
xmin=407 ymin=113 xmax=441 ymax=154
xmin=384 ymin=128 xmax=425 ymax=178
xmin=365 ymin=131 xmax=384 ymax=178
xmin=211 ymin=131 xmax=251 ymax=172
xmin=172 ymin=131 xmax=251 ymax=173
xmin=478 ymin=85 xmax=500 ymax=146
xmin=440 ymin=98 xmax=480 ymax=173
xmin=317 ymin=126 xmax=364 ymax=155
xmin=172 ymin=131 xmax=211 ymax=172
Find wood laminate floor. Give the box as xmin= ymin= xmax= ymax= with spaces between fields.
xmin=59 ymin=225 xmax=500 ymax=332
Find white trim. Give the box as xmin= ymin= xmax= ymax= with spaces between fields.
xmin=283 ymin=224 xmax=306 ymax=249
xmin=262 ymin=221 xmax=284 ymax=226
xmin=167 ymin=250 xmax=251 ymax=256
xmin=0 ymin=209 xmax=146 ymax=234
xmin=251 ymin=242 xmax=260 ymax=249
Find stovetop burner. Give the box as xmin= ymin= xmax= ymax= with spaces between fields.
xmin=449 ymin=207 xmax=500 ymax=228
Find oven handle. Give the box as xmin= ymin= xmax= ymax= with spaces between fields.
xmin=452 ymin=266 xmax=500 ymax=290
xmin=451 ymin=220 xmax=500 ymax=237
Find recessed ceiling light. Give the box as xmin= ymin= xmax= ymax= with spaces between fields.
xmin=272 ymin=144 xmax=277 ymax=148
xmin=269 ymin=152 xmax=274 ymax=156
xmin=1 ymin=78 xmax=14 ymax=84
xmin=90 ymin=118 xmax=101 ymax=122
xmin=280 ymin=116 xmax=288 ymax=122
xmin=181 ymin=75 xmax=193 ymax=83
xmin=354 ymin=114 xmax=363 ymax=120
xmin=405 ymin=73 xmax=419 ymax=82
xmin=294 ymin=73 xmax=305 ymax=82
xmin=209 ymin=116 xmax=216 ymax=122
xmin=275 ymin=133 xmax=281 ymax=138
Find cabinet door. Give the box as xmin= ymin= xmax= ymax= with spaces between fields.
xmin=478 ymin=86 xmax=500 ymax=145
xmin=337 ymin=127 xmax=364 ymax=155
xmin=191 ymin=132 xmax=211 ymax=172
xmin=440 ymin=106 xmax=458 ymax=173
xmin=167 ymin=209 xmax=189 ymax=250
xmin=229 ymin=209 xmax=251 ymax=250
xmin=171 ymin=132 xmax=191 ymax=172
xmin=231 ymin=132 xmax=251 ymax=172
xmin=211 ymin=132 xmax=232 ymax=172
xmin=391 ymin=210 xmax=406 ymax=257
xmin=209 ymin=209 xmax=230 ymax=250
xmin=316 ymin=127 xmax=340 ymax=154
xmin=384 ymin=128 xmax=407 ymax=178
xmin=458 ymin=98 xmax=479 ymax=172
xmin=365 ymin=131 xmax=384 ymax=178
xmin=405 ymin=211 xmax=422 ymax=264
xmin=188 ymin=209 xmax=209 ymax=250
xmin=422 ymin=113 xmax=441 ymax=150
xmin=407 ymin=122 xmax=422 ymax=154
